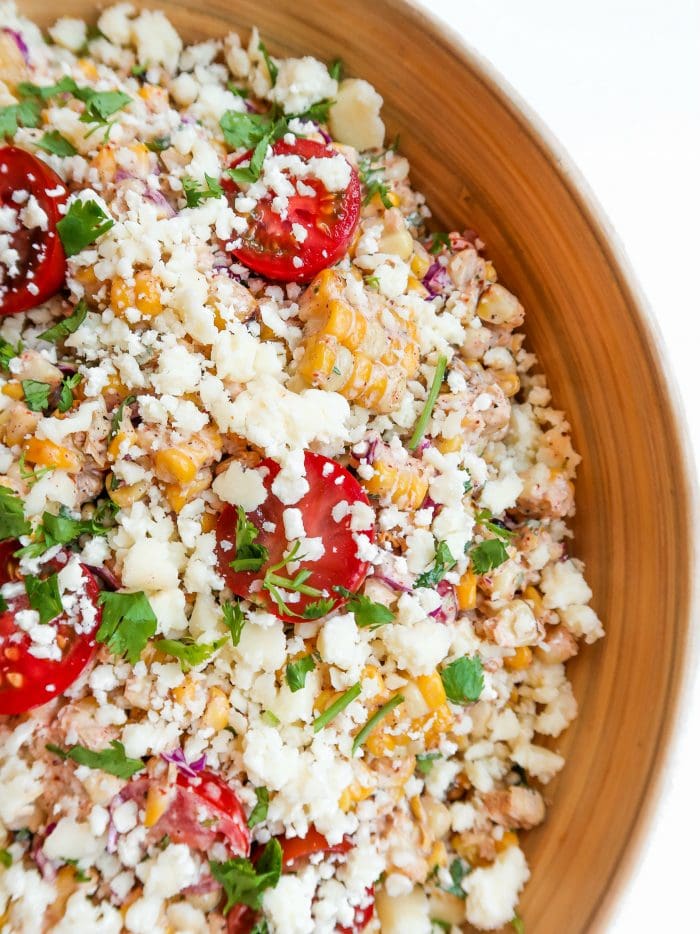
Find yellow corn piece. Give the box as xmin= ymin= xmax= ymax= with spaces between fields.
xmin=22 ymin=438 xmax=82 ymax=473
xmin=456 ymin=570 xmax=478 ymax=611
xmin=410 ymin=244 xmax=431 ymax=279
xmin=451 ymin=834 xmax=493 ymax=868
xmin=173 ymin=676 xmax=197 ymax=705
xmin=414 ymin=704 xmax=454 ymax=748
xmin=201 ymin=512 xmax=217 ymax=533
xmin=369 ymin=190 xmax=400 ymax=209
xmin=436 ymin=435 xmax=462 ymax=455
xmin=522 ymin=585 xmax=544 ymax=616
xmin=416 ymin=671 xmax=447 ymax=711
xmin=495 ymin=830 xmax=519 ymax=853
xmin=155 ymin=448 xmax=198 ymax=485
xmin=365 ymin=727 xmax=410 ymax=757
xmin=203 ymin=687 xmax=230 ymax=730
xmin=163 ymin=474 xmax=211 ymax=514
xmin=496 ymin=372 xmax=520 ymax=398
xmin=364 ymin=459 xmax=429 ymax=511
xmin=1 ymin=382 xmax=23 ymax=400
xmin=77 ymin=58 xmax=98 ymax=79
xmin=106 ymin=476 xmax=148 ymax=508
xmin=361 ymin=664 xmax=387 ymax=700
xmin=91 ymin=146 xmax=117 ymax=183
xmin=110 ymin=271 xmax=162 ymax=318
xmin=406 ymin=274 xmax=429 ymax=297
xmin=314 ymin=690 xmax=342 ymax=715
xmin=377 ymin=227 xmax=413 ymax=260
xmin=339 ymin=781 xmax=373 ymax=812
xmin=144 ymin=783 xmax=171 ymax=827
xmin=429 ymin=840 xmax=449 ymax=869
xmin=504 ymin=646 xmax=532 ymax=671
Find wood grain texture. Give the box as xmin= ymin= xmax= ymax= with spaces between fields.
xmin=19 ymin=1 xmax=697 ymax=930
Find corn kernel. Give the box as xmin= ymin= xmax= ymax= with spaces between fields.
xmin=144 ymin=784 xmax=171 ymax=828
xmin=22 ymin=438 xmax=82 ymax=473
xmin=456 ymin=570 xmax=478 ymax=611
xmin=77 ymin=58 xmax=98 ymax=79
xmin=1 ymin=382 xmax=23 ymax=400
xmin=495 ymin=830 xmax=519 ymax=853
xmin=203 ymin=687 xmax=230 ymax=730
xmin=155 ymin=448 xmax=198 ymax=485
xmin=377 ymin=227 xmax=413 ymax=260
xmin=496 ymin=372 xmax=521 ymax=398
xmin=410 ymin=245 xmax=431 ymax=279
xmin=364 ymin=459 xmax=428 ymax=511
xmin=173 ymin=677 xmax=197 ymax=705
xmin=406 ymin=274 xmax=429 ymax=297
xmin=504 ymin=646 xmax=533 ymax=671
xmin=523 ymin=585 xmax=544 ymax=616
xmin=133 ymin=270 xmax=162 ymax=316
xmin=107 ymin=476 xmax=149 ymax=508
xmin=416 ymin=671 xmax=447 ymax=711
xmin=339 ymin=781 xmax=373 ymax=812
xmin=91 ymin=146 xmax=117 ymax=183
xmin=428 ymin=840 xmax=448 ymax=869
xmin=201 ymin=512 xmax=217 ymax=533
xmin=436 ymin=434 xmax=462 ymax=454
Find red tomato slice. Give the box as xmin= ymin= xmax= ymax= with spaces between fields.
xmin=279 ymin=827 xmax=353 ymax=871
xmin=0 ymin=146 xmax=67 ymax=315
xmin=337 ymin=887 xmax=375 ymax=934
xmin=222 ymin=138 xmax=360 ymax=283
xmin=151 ymin=769 xmax=251 ymax=857
xmin=0 ymin=558 xmax=101 ymax=715
xmin=215 ymin=452 xmax=373 ymax=622
xmin=226 ymin=905 xmax=259 ymax=934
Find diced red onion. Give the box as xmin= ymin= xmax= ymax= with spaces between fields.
xmin=183 ymin=875 xmax=221 ymax=896
xmin=313 ymin=123 xmax=333 ymax=144
xmin=3 ymin=28 xmax=29 ymax=63
xmin=429 ymin=579 xmax=457 ymax=625
xmin=422 ymin=261 xmax=450 ymax=297
xmin=34 ymin=825 xmax=57 ymax=882
xmin=113 ymin=169 xmax=135 ymax=183
xmin=161 ymin=748 xmax=206 ymax=777
xmin=364 ymin=438 xmax=378 ymax=465
xmin=143 ymin=188 xmax=176 ymax=217
xmin=374 ymin=574 xmax=411 ymax=594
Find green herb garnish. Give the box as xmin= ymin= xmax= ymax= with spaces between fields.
xmin=415 ymin=540 xmax=456 ymax=589
xmin=229 ymin=506 xmax=269 ymax=573
xmin=258 ymin=40 xmax=278 ymax=86
xmin=222 ymin=599 xmax=246 ymax=646
xmin=96 ymin=591 xmax=157 ymax=663
xmin=46 ymin=740 xmax=144 ymax=779
xmin=38 ymin=300 xmax=88 ymax=343
xmin=155 ymin=637 xmax=226 ymax=672
xmin=247 ymin=786 xmax=269 ymax=827
xmin=36 ymin=131 xmax=77 ymax=157
xmin=285 ymin=654 xmax=315 ymax=692
xmin=210 ymin=838 xmax=282 ymax=913
xmin=313 ymin=682 xmax=361 ymax=733
xmin=57 ymin=199 xmax=114 ymax=256
xmin=334 ymin=587 xmax=394 ymax=629
xmin=440 ymin=655 xmax=484 ymax=704
xmin=352 ymin=693 xmax=404 ymax=754
xmin=21 ymin=379 xmax=50 ymax=412
xmin=24 ymin=573 xmax=62 ymax=625
xmin=182 ymin=173 xmax=223 ymax=208
xmin=428 ymin=232 xmax=451 ymax=254
xmin=408 ymin=353 xmax=448 ymax=450
xmin=470 ymin=538 xmax=508 ymax=574
xmin=57 ymin=373 xmax=82 ymax=413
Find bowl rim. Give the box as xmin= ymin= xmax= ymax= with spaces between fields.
xmin=391 ymin=0 xmax=700 ymax=926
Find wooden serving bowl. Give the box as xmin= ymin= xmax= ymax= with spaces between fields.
xmin=21 ymin=0 xmax=698 ymax=929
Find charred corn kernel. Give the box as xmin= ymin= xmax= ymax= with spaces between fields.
xmin=504 ymin=646 xmax=533 ymax=671
xmin=155 ymin=448 xmax=198 ymax=485
xmin=297 ymin=336 xmax=339 ymax=384
xmin=523 ymin=585 xmax=544 ymax=616
xmin=456 ymin=570 xmax=478 ymax=611
xmin=377 ymin=227 xmax=413 ymax=260
xmin=259 ymin=322 xmax=277 ymax=341
xmin=203 ymin=687 xmax=230 ymax=730
xmin=451 ymin=835 xmax=492 ymax=868
xmin=364 ymin=459 xmax=428 ymax=511
xmin=417 ymin=704 xmax=454 ymax=747
xmin=107 ymin=477 xmax=149 ymax=508
xmin=429 ymin=840 xmax=449 ymax=869
xmin=74 ymin=266 xmax=98 ymax=287
xmin=477 ymin=283 xmax=524 ymax=327
xmin=77 ymin=58 xmax=98 ymax=79
xmin=107 ymin=431 xmax=131 ymax=461
xmin=365 ymin=728 xmax=409 ymax=757
xmin=22 ymin=438 xmax=82 ymax=473
xmin=325 ymin=300 xmax=367 ymax=350
xmin=495 ymin=830 xmax=519 ymax=853
xmin=410 ymin=245 xmax=431 ymax=279
xmin=339 ymin=781 xmax=373 ymax=812
xmin=416 ymin=672 xmax=447 ymax=711
xmin=164 ymin=474 xmax=211 ymax=514
xmin=173 ymin=676 xmax=197 ymax=705
xmin=201 ymin=512 xmax=217 ymax=533
xmin=509 ymin=687 xmax=519 ymax=706
xmin=139 ymin=85 xmax=168 ymax=107
xmin=496 ymin=372 xmax=520 ymax=398
xmin=484 ymin=260 xmax=498 ymax=282
xmin=144 ymin=783 xmax=170 ymax=827
xmin=1 ymin=382 xmax=23 ymax=400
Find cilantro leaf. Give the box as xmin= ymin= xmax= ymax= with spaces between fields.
xmin=222 ymin=599 xmax=246 ymax=646
xmin=17 ymin=76 xmax=79 ymax=100
xmin=328 ymin=58 xmax=343 ymax=81
xmin=470 ymin=538 xmax=508 ymax=574
xmin=225 ymin=118 xmax=287 ymax=185
xmin=78 ymin=90 xmax=131 ymax=132
xmin=440 ymin=655 xmax=484 ymax=704
xmin=0 ymin=486 xmax=31 ymax=541
xmin=57 ymin=373 xmax=82 ymax=413
xmin=25 ymin=573 xmax=63 ymax=625
xmin=285 ymin=654 xmax=315 ymax=692
xmin=511 ymin=913 xmax=525 ymax=934
xmin=415 ymin=540 xmax=456 ymax=589
xmin=247 ymin=786 xmax=269 ymax=827
xmin=15 ymin=503 xmax=113 ymax=559
xmin=96 ymin=591 xmax=157 ymax=664
xmin=182 ymin=173 xmax=223 ymax=208
xmin=444 ymin=857 xmax=470 ymax=898
xmin=0 ymin=99 xmax=40 ymax=139
xmin=300 ymin=597 xmax=335 ymax=619
xmin=47 ymin=740 xmax=144 ymax=779
xmin=210 ymin=838 xmax=282 ymax=913
xmin=37 ymin=131 xmax=77 ymax=157
xmin=38 ymin=300 xmax=88 ymax=343
xmin=0 ymin=849 xmax=12 ymax=868
xmin=57 ymin=199 xmax=114 ymax=257
xmin=428 ymin=231 xmax=451 ymax=254
xmin=335 ymin=587 xmax=394 ymax=629
xmin=155 ymin=637 xmax=226 ymax=671
xmin=0 ymin=593 xmax=7 ymax=614
xmin=229 ymin=506 xmax=269 ymax=573
xmin=258 ymin=40 xmax=278 ymax=86
xmin=295 ymin=99 xmax=333 ymax=123
xmin=219 ymin=111 xmax=273 ymax=149
xmin=416 ymin=752 xmax=441 ymax=775
xmin=21 ymin=379 xmax=51 ymax=412
xmin=474 ymin=508 xmax=515 ymax=542
xmin=0 ymin=336 xmax=20 ymax=372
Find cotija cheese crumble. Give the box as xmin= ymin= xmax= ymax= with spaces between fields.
xmin=0 ymin=5 xmax=604 ymax=933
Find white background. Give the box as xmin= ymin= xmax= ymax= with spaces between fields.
xmin=416 ymin=0 xmax=700 ymax=930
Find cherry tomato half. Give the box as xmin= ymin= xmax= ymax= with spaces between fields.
xmin=0 ymin=556 xmax=101 ymax=715
xmin=0 ymin=146 xmax=67 ymax=315
xmin=337 ymin=887 xmax=375 ymax=934
xmin=151 ymin=769 xmax=251 ymax=857
xmin=226 ymin=905 xmax=259 ymax=934
xmin=278 ymin=827 xmax=353 ymax=872
xmin=222 ymin=138 xmax=361 ymax=283
xmin=215 ymin=452 xmax=373 ymax=622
